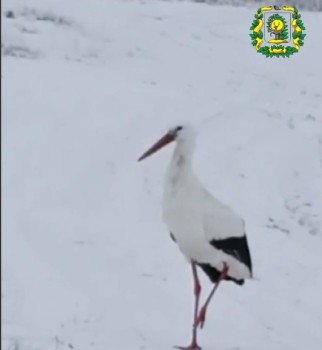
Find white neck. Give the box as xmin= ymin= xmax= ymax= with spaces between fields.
xmin=164 ymin=140 xmax=195 ymax=193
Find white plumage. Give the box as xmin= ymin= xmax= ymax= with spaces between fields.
xmin=138 ymin=123 xmax=252 ymax=350
xmin=162 ymin=125 xmax=252 ymax=281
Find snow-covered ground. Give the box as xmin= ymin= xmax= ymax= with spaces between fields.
xmin=2 ymin=0 xmax=322 ymax=349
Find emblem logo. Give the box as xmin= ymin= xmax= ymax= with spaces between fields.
xmin=250 ymin=6 xmax=306 ymax=57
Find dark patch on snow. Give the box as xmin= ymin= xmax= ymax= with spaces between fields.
xmin=1 ymin=44 xmax=39 ymax=59
xmin=4 ymin=10 xmax=15 ymax=19
xmin=3 ymin=7 xmax=74 ymax=27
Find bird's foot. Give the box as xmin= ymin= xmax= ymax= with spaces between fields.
xmin=174 ymin=343 xmax=201 ymax=350
xmin=196 ymin=306 xmax=207 ymax=329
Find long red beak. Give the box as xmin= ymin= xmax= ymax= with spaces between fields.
xmin=138 ymin=133 xmax=175 ymax=161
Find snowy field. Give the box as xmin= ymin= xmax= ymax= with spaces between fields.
xmin=2 ymin=0 xmax=322 ymax=349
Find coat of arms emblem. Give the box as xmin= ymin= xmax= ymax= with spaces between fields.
xmin=250 ymin=6 xmax=306 ymax=57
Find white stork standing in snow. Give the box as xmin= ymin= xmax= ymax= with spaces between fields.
xmin=138 ymin=124 xmax=252 ymax=350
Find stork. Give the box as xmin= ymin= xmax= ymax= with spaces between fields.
xmin=138 ymin=124 xmax=252 ymax=350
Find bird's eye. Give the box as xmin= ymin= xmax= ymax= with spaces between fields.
xmin=176 ymin=126 xmax=183 ymax=132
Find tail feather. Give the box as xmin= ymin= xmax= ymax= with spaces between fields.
xmin=198 ymin=263 xmax=245 ymax=286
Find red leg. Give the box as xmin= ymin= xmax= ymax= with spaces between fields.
xmin=196 ymin=263 xmax=229 ymax=329
xmin=175 ymin=262 xmax=202 ymax=350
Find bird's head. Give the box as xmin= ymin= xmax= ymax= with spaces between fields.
xmin=138 ymin=124 xmax=196 ymax=162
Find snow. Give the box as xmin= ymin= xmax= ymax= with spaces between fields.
xmin=191 ymin=0 xmax=322 ymax=12
xmin=2 ymin=0 xmax=322 ymax=349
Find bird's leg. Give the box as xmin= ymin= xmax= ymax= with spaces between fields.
xmin=196 ymin=263 xmax=229 ymax=329
xmin=191 ymin=262 xmax=201 ymax=348
xmin=175 ymin=261 xmax=202 ymax=350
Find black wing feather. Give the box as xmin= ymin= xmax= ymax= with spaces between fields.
xmin=197 ymin=263 xmax=245 ymax=285
xmin=209 ymin=235 xmax=252 ymax=274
